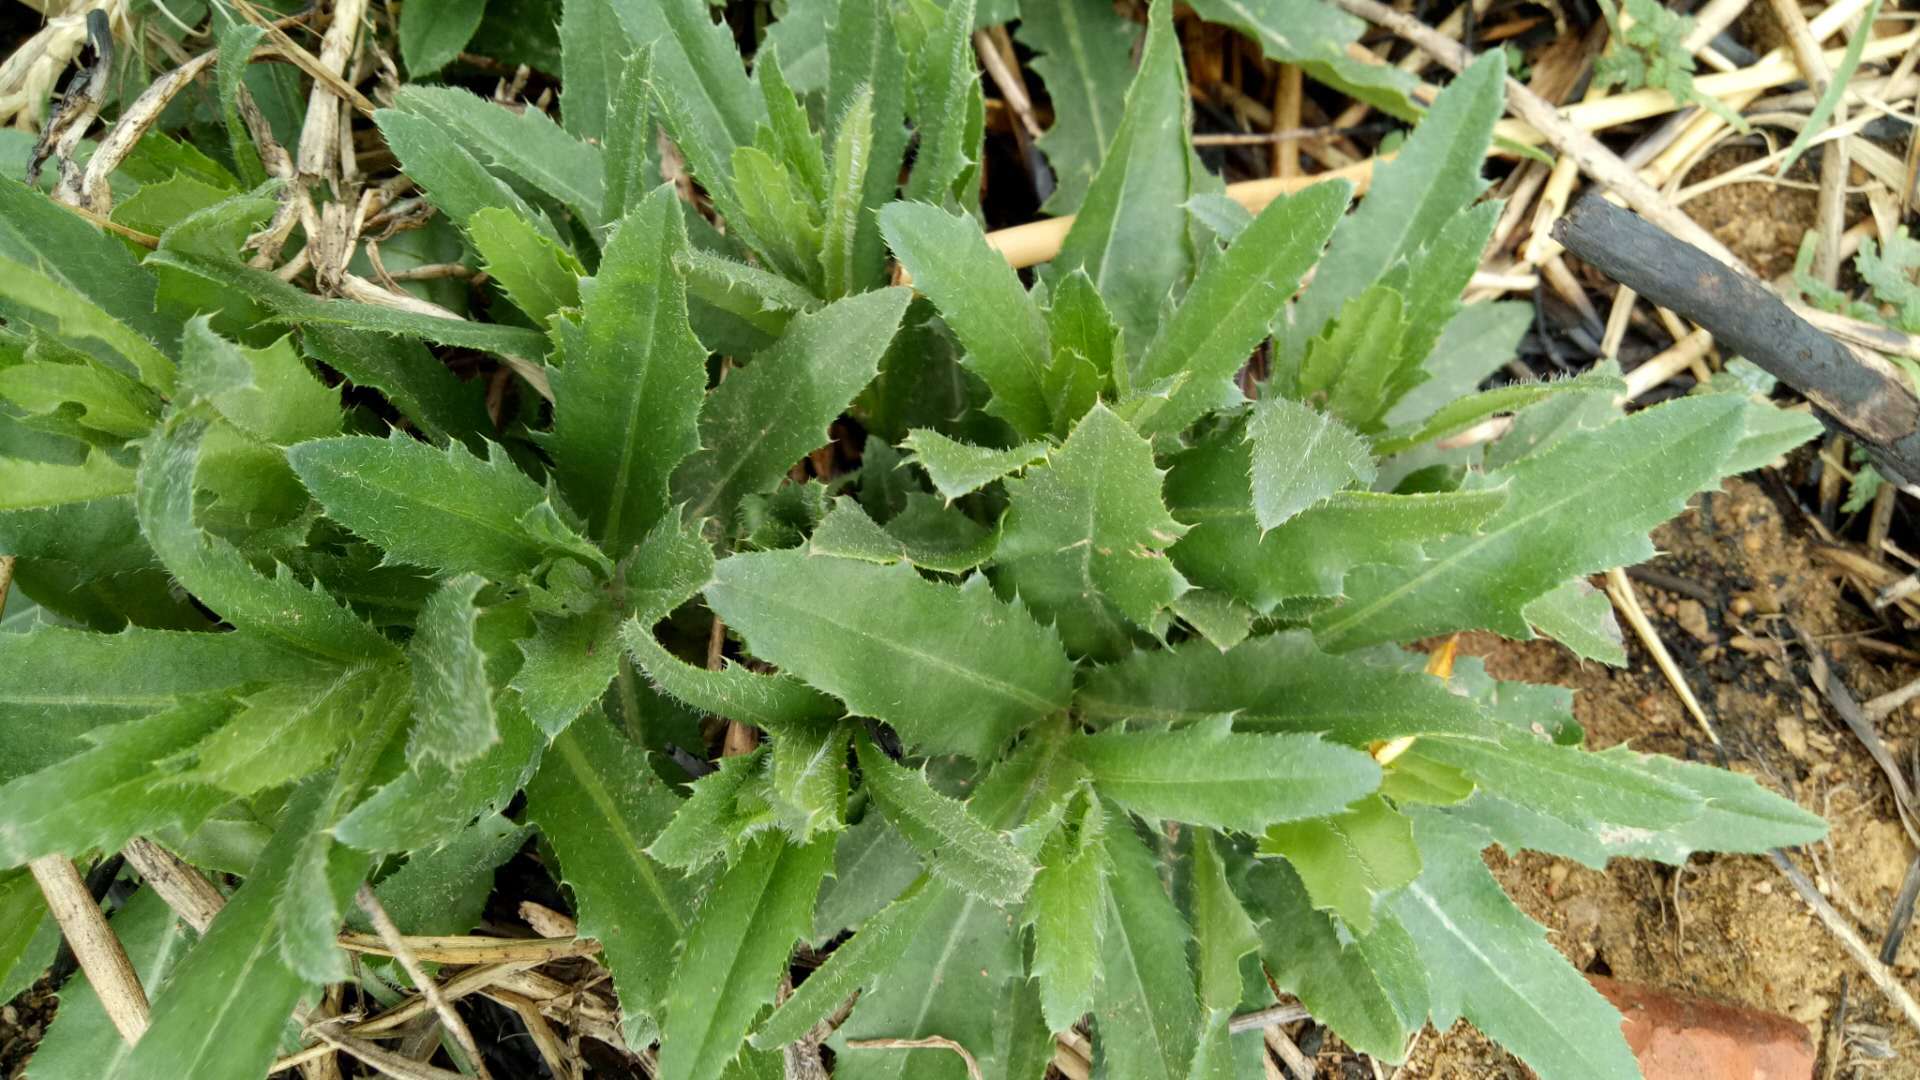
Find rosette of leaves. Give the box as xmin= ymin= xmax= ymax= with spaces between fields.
xmin=0 ymin=2 xmax=1829 ymax=1079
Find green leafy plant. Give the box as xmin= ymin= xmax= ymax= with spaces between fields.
xmin=0 ymin=2 xmax=1829 ymax=1079
xmin=1593 ymin=0 xmax=1750 ymax=132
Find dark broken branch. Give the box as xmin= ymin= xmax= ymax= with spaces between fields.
xmin=1553 ymin=194 xmax=1920 ymax=485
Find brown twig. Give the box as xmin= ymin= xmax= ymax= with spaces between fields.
xmin=1605 ymin=569 xmax=1719 ymax=744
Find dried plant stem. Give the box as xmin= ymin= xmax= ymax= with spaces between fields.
xmin=336 ymin=931 xmax=599 ymax=964
xmin=121 ymin=836 xmax=225 ymax=933
xmin=356 ymin=886 xmax=496 ymax=1080
xmin=29 ymin=854 xmax=149 ymax=1043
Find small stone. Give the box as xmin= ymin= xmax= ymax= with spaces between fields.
xmin=1674 ymin=599 xmax=1714 ymax=643
xmin=1752 ymin=880 xmax=1774 ymax=895
xmin=1776 ymin=715 xmax=1811 ymax=760
xmin=1729 ymin=596 xmax=1754 ymax=617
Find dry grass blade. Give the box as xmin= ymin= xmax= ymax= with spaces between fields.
xmin=845 ymin=1035 xmax=985 ymax=1080
xmin=486 ymin=988 xmax=582 ymax=1080
xmin=337 ymin=932 xmax=600 ymax=963
xmin=1605 ymin=569 xmax=1719 ymax=745
xmin=226 ymin=0 xmax=376 ymax=117
xmin=1231 ymin=1003 xmax=1313 ymax=1033
xmin=1793 ymin=627 xmax=1920 ymax=848
xmin=310 ymin=1024 xmax=471 ymax=1080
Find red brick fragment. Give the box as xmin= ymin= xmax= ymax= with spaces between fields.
xmin=1588 ymin=975 xmax=1815 ymax=1080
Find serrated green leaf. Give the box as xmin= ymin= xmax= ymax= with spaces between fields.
xmin=765 ymin=0 xmax=834 ymax=95
xmin=511 ymin=605 xmax=619 ymax=737
xmin=771 ymin=721 xmax=850 ymax=841
xmin=831 ymin=734 xmax=1075 ymax=1080
xmin=1078 ymin=632 xmax=1500 ymax=746
xmin=1071 ymin=715 xmax=1379 ymax=831
xmin=1169 ymin=589 xmax=1255 ymax=651
xmin=399 ymin=0 xmax=486 ymax=76
xmin=0 ymin=452 xmax=135 ymax=510
xmin=1245 ymin=395 xmax=1374 ymax=528
xmin=1385 ymin=301 xmax=1534 ymax=430
xmin=903 ymin=0 xmax=979 ymax=203
xmin=710 ymin=552 xmax=1073 ymax=757
xmin=0 ymin=626 xmax=308 ymax=784
xmin=0 ymin=356 xmax=158 ymax=440
xmin=182 ymin=322 xmax=339 ymax=446
xmin=649 ymin=751 xmax=780 ymax=869
xmin=0 ymin=869 xmax=56 ymax=1006
xmin=395 ymin=85 xmax=607 ymax=228
xmin=149 ymin=249 xmax=551 ymax=369
xmin=30 ymin=888 xmax=195 ymax=1080
xmin=820 ymin=85 xmax=874 ymax=300
xmin=730 ymin=145 xmax=825 ymax=287
xmin=139 ymin=412 xmax=397 ymax=666
xmin=1165 ymin=420 xmax=1502 ymax=608
xmin=0 ymin=253 xmax=174 ymax=394
xmin=1188 ymin=0 xmax=1419 ymax=119
xmin=810 ymin=494 xmax=999 ymax=573
xmin=470 ymin=207 xmax=584 ymax=327
xmin=1416 ymin=734 xmax=1703 ymax=850
xmin=299 ymin=326 xmax=490 ymax=447
xmin=1017 ymin=0 xmax=1137 ymax=214
xmin=1287 ymin=52 xmax=1505 ymax=354
xmin=1523 ymin=578 xmax=1626 ymax=666
xmin=900 ymin=429 xmax=1048 ymax=500
xmin=1025 ymin=789 xmax=1109 ymax=1030
xmin=1134 ymin=182 xmax=1351 ymax=438
xmin=559 ymin=0 xmax=632 ymax=144
xmin=756 ymin=48 xmax=829 ymax=204
xmin=1387 ymin=809 xmax=1639 ymax=1079
xmin=1374 ymin=368 xmax=1625 ymax=457
xmin=1441 ymin=741 xmax=1824 ymax=869
xmin=376 ymin=106 xmax=557 ymax=239
xmin=1295 ymin=284 xmax=1410 ymax=426
xmin=1720 ymin=393 xmax=1824 ymax=474
xmin=548 ymin=184 xmax=707 ymax=555
xmin=288 ymin=433 xmax=569 ymax=581
xmin=660 ymin=832 xmax=833 ymax=1079
xmin=827 ymin=0 xmax=910 ymax=291
xmin=1092 ymin=811 xmax=1201 ymax=1080
xmin=1190 ymin=829 xmax=1259 ymax=1010
xmin=526 ymin=710 xmax=693 ymax=1044
xmin=1260 ymin=795 xmax=1419 ymax=932
xmin=996 ymin=403 xmax=1188 ymax=658
xmin=406 ymin=575 xmax=496 ymax=768
xmin=881 ymin=202 xmax=1052 ymax=437
xmin=753 ymin=875 xmax=939 ymax=1048
xmin=603 ymin=47 xmax=661 ymax=221
xmin=0 ymin=695 xmax=232 ymax=867
xmin=1243 ymin=858 xmax=1425 ymax=1060
xmin=674 ymin=287 xmax=909 ymax=524
xmin=181 ymin=665 xmax=386 ymax=796
xmin=1052 ymin=0 xmax=1192 ymax=362
xmin=625 ymin=0 xmax=766 ymax=204
xmin=334 ymin=694 xmax=544 ymax=852
xmin=0 ymin=177 xmax=175 ymax=354
xmin=856 ymin=734 xmax=1036 ymax=903
xmin=813 ymin=812 xmax=923 ymax=939
xmin=1312 ymin=394 xmax=1748 ymax=650
xmin=107 ymin=780 xmax=328 ymax=1080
